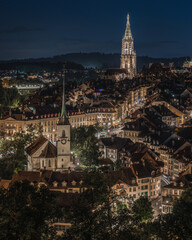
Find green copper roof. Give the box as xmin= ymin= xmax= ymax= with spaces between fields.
xmin=58 ymin=72 xmax=70 ymax=125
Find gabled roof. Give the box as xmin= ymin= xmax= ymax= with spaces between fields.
xmin=49 ymin=171 xmax=84 ymax=187
xmin=25 ymin=136 xmax=48 ymax=156
xmin=100 ymin=137 xmax=132 ymax=150
xmin=11 ymin=170 xmax=52 ymax=183
xmin=38 ymin=142 xmax=57 ymax=158
xmin=132 ymin=164 xmax=151 ymax=178
xmin=109 ymin=168 xmax=137 ymax=186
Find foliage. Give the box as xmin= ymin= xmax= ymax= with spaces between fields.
xmin=152 ymin=188 xmax=192 ymax=240
xmin=0 ymin=181 xmax=60 ymax=240
xmin=132 ymin=196 xmax=153 ymax=222
xmin=71 ymin=125 xmax=100 ymax=166
xmin=60 ymin=171 xmax=152 ymax=240
xmin=0 ymin=84 xmax=29 ymax=113
xmin=0 ymin=124 xmax=42 ymax=179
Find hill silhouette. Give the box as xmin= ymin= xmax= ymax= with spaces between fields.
xmin=0 ymin=53 xmax=189 ymax=71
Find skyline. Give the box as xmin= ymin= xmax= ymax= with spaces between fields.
xmin=0 ymin=0 xmax=191 ymax=60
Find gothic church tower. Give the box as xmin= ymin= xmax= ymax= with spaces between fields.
xmin=56 ymin=69 xmax=71 ymax=170
xmin=120 ymin=14 xmax=136 ymax=78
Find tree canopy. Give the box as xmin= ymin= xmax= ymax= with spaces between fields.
xmin=152 ymin=188 xmax=192 ymax=240
xmin=71 ymin=125 xmax=100 ymax=166
xmin=0 ymin=181 xmax=60 ymax=240
xmin=0 ymin=124 xmax=42 ymax=179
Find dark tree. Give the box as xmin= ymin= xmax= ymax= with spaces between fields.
xmin=71 ymin=125 xmax=100 ymax=166
xmin=0 ymin=181 xmax=61 ymax=240
xmin=0 ymin=124 xmax=42 ymax=179
xmin=151 ymin=188 xmax=192 ymax=240
xmin=132 ymin=196 xmax=153 ymax=222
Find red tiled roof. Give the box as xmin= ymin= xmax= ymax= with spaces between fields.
xmin=0 ymin=180 xmax=11 ymax=189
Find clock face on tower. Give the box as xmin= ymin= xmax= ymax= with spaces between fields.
xmin=61 ymin=138 xmax=67 ymax=145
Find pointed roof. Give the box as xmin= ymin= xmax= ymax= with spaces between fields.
xmin=38 ymin=142 xmax=57 ymax=158
xmin=58 ymin=68 xmax=70 ymax=125
xmin=26 ymin=136 xmax=48 ymax=156
xmin=124 ymin=13 xmax=133 ymax=39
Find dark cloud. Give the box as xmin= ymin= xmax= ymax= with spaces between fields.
xmin=0 ymin=26 xmax=45 ymax=34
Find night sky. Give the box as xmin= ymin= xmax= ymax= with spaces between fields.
xmin=0 ymin=0 xmax=191 ymax=60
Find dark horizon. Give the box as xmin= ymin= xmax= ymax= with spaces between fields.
xmin=0 ymin=52 xmax=191 ymax=63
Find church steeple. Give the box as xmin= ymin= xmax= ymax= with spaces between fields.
xmin=56 ymin=65 xmax=71 ymax=170
xmin=124 ymin=14 xmax=133 ymax=39
xmin=58 ymin=67 xmax=69 ymax=125
xmin=120 ymin=14 xmax=137 ymax=79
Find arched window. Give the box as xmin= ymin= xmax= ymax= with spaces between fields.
xmin=62 ymin=130 xmax=65 ymax=138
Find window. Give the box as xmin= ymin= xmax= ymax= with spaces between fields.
xmin=129 ymin=188 xmax=132 ymax=192
xmin=42 ymin=160 xmax=44 ymax=167
xmin=133 ymin=187 xmax=136 ymax=192
xmin=49 ymin=160 xmax=51 ymax=167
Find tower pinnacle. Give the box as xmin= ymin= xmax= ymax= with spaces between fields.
xmin=124 ymin=13 xmax=132 ymax=39
xmin=58 ymin=65 xmax=69 ymax=125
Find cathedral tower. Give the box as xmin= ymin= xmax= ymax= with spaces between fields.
xmin=120 ymin=14 xmax=136 ymax=78
xmin=56 ymin=69 xmax=71 ymax=170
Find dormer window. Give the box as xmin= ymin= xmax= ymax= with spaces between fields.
xmin=132 ymin=179 xmax=136 ymax=184
xmin=53 ymin=181 xmax=58 ymax=187
xmin=72 ymin=180 xmax=76 ymax=186
xmin=79 ymin=180 xmax=83 ymax=185
xmin=62 ymin=181 xmax=67 ymax=187
xmin=180 ymin=182 xmax=184 ymax=187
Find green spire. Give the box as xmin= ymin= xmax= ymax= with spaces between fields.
xmin=58 ymin=67 xmax=70 ymax=125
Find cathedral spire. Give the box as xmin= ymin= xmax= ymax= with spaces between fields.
xmin=124 ymin=13 xmax=132 ymax=39
xmin=58 ymin=65 xmax=69 ymax=125
xmin=120 ymin=14 xmax=136 ymax=79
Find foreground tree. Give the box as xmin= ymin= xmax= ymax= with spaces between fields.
xmin=0 ymin=181 xmax=60 ymax=240
xmin=0 ymin=124 xmax=42 ymax=179
xmin=132 ymin=196 xmax=153 ymax=222
xmin=152 ymin=188 xmax=192 ymax=240
xmin=60 ymin=171 xmax=153 ymax=240
xmin=71 ymin=125 xmax=100 ymax=166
